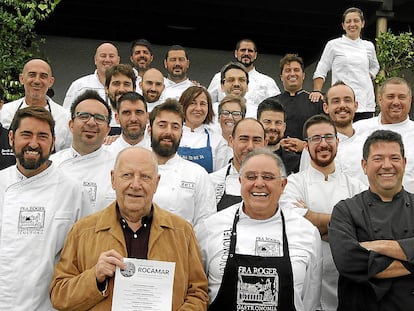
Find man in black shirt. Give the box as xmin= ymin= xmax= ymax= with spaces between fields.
xmin=270 ymin=54 xmax=325 ymax=153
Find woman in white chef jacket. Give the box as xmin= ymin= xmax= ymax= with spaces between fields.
xmin=310 ymin=7 xmax=379 ymax=122
xmin=178 ymin=85 xmax=229 ymax=173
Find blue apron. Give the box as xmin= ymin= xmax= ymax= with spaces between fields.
xmin=178 ymin=128 xmax=214 ymax=173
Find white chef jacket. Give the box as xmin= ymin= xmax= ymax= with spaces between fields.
xmin=313 ymin=35 xmax=379 ymax=113
xmin=207 ymin=68 xmax=281 ymax=108
xmin=196 ymin=203 xmax=322 ymax=311
xmin=180 ymin=124 xmax=229 ymax=172
xmin=209 ymin=162 xmax=240 ymax=204
xmin=0 ymin=97 xmax=72 ymax=151
xmin=299 ymin=131 xmax=369 ymax=186
xmin=153 ymin=154 xmax=216 ymax=227
xmin=63 ymin=70 xmax=106 ymax=109
xmin=0 ymin=164 xmax=90 ymax=310
xmin=104 ymin=132 xmax=151 ymax=157
xmin=163 ymin=78 xmax=194 ymax=101
xmin=280 ymin=165 xmax=367 ymax=311
xmin=353 ymin=115 xmax=414 ymax=192
xmin=50 ymin=146 xmax=116 ymax=213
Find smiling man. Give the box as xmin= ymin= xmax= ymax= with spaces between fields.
xmin=197 ymin=148 xmax=322 ymax=310
xmin=270 ymin=54 xmax=325 ymax=154
xmin=105 ymin=92 xmax=151 ymax=156
xmin=50 ymin=147 xmax=208 ymax=310
xmin=148 ymin=99 xmax=216 ymax=227
xmin=104 ymin=64 xmax=136 ymax=135
xmin=51 ymin=90 xmax=116 ymax=212
xmin=0 ymin=106 xmax=89 ymax=309
xmin=63 ymin=42 xmax=120 ymax=109
xmin=352 ymin=77 xmax=414 ymax=192
xmin=280 ymin=113 xmax=366 ymax=311
xmin=329 ymin=129 xmax=414 ymax=310
xmin=140 ymin=68 xmax=166 ymax=112
xmin=0 ymin=59 xmax=72 ymax=151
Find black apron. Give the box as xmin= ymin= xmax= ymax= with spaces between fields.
xmin=209 ymin=208 xmax=296 ymax=311
xmin=217 ymin=165 xmax=242 ymax=211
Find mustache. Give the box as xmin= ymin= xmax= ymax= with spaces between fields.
xmin=22 ymin=145 xmax=42 ymax=153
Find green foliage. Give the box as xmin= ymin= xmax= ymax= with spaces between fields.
xmin=375 ymin=29 xmax=414 ymax=85
xmin=0 ymin=0 xmax=61 ymax=101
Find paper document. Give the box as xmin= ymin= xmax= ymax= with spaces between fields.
xmin=112 ymin=258 xmax=175 ymax=311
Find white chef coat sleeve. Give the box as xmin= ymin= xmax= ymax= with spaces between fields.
xmin=193 ymin=169 xmax=217 ymax=227
xmin=301 ymin=228 xmax=323 ymax=311
xmin=313 ymin=40 xmax=335 ymax=80
xmin=63 ymin=81 xmax=78 ymax=110
xmin=280 ymin=172 xmax=308 ymax=216
xmin=207 ymin=72 xmax=222 ymax=103
xmin=213 ymin=134 xmax=231 ymax=172
xmin=367 ymin=41 xmax=380 ymax=79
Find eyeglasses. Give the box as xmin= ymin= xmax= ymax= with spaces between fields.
xmin=306 ymin=134 xmax=337 ymax=144
xmin=219 ymin=110 xmax=243 ymax=118
xmin=75 ymin=112 xmax=109 ymax=125
xmin=243 ymin=173 xmax=282 ymax=182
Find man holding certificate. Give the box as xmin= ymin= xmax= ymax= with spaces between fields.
xmin=50 ymin=147 xmax=209 ymax=310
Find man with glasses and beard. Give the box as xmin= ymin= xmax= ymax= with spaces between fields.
xmin=0 ymin=106 xmax=89 ymax=310
xmin=148 ymin=99 xmax=216 ymax=227
xmin=280 ymin=114 xmax=366 ymax=311
xmin=257 ymin=97 xmax=301 ymax=175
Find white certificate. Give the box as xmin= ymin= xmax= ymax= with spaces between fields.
xmin=112 ymin=258 xmax=176 ymax=311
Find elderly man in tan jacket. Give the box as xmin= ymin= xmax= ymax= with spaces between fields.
xmin=50 ymin=147 xmax=208 ymax=310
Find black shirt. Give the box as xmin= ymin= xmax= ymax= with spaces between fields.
xmin=274 ymin=90 xmax=325 ymax=140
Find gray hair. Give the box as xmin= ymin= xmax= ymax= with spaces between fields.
xmin=240 ymin=148 xmax=287 ymax=178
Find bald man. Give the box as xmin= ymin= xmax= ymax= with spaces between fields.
xmin=63 ymin=42 xmax=120 ymax=109
xmin=140 ymin=68 xmax=166 ymax=112
xmin=0 ymin=59 xmax=72 ymax=151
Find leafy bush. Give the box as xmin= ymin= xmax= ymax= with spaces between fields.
xmin=375 ymin=29 xmax=414 ymax=85
xmin=0 ymin=0 xmax=60 ymax=101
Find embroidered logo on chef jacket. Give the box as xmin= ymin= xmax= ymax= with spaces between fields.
xmin=237 ymin=266 xmax=279 ymax=308
xmin=18 ymin=206 xmax=45 ymax=235
xmin=180 ymin=181 xmax=195 ymax=190
xmin=83 ymin=181 xmax=97 ymax=202
xmin=256 ymin=237 xmax=281 ymax=256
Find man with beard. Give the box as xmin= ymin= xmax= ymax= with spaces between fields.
xmin=162 ymin=45 xmax=194 ymax=101
xmin=280 ymin=114 xmax=366 ymax=311
xmin=140 ymin=68 xmax=166 ymax=112
xmin=129 ymin=38 xmax=154 ymax=93
xmin=105 ymin=92 xmax=150 ymax=156
xmin=270 ymin=54 xmax=325 ymax=154
xmin=63 ymin=42 xmax=120 ymax=109
xmin=148 ymin=99 xmax=216 ymax=227
xmin=208 ymin=38 xmax=280 ymax=107
xmin=105 ymin=64 xmax=136 ymax=135
xmin=0 ymin=106 xmax=89 ymax=310
xmin=209 ymin=118 xmax=267 ymax=211
xmin=300 ymin=81 xmax=369 ymax=185
xmin=257 ymin=97 xmax=300 ymax=175
xmin=51 ymin=90 xmax=116 ymax=213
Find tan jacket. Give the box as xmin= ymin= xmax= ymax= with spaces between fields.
xmin=50 ymin=202 xmax=208 ymax=310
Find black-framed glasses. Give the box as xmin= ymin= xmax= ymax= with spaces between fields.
xmin=306 ymin=134 xmax=337 ymax=144
xmin=219 ymin=110 xmax=243 ymax=118
xmin=75 ymin=112 xmax=108 ymax=125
